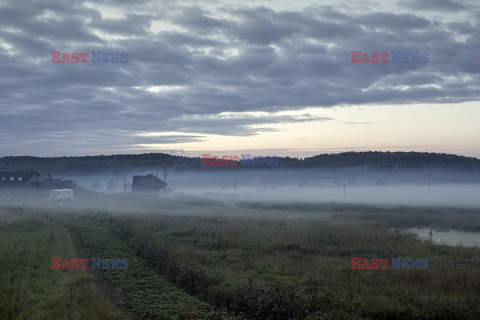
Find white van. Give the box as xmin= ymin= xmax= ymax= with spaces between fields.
xmin=48 ymin=189 xmax=74 ymax=201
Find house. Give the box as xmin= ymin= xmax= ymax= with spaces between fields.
xmin=0 ymin=169 xmax=76 ymax=190
xmin=0 ymin=171 xmax=43 ymax=189
xmin=40 ymin=173 xmax=62 ymax=188
xmin=131 ymin=174 xmax=175 ymax=200
xmin=131 ymin=174 xmax=167 ymax=192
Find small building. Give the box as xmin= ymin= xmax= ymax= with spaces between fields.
xmin=48 ymin=189 xmax=74 ymax=201
xmin=0 ymin=169 xmax=76 ymax=191
xmin=132 ymin=174 xmax=167 ymax=192
xmin=132 ymin=174 xmax=175 ymax=200
xmin=0 ymin=171 xmax=43 ymax=189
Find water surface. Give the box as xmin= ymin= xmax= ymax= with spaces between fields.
xmin=403 ymin=227 xmax=480 ymax=248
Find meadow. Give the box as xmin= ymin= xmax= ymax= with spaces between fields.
xmin=0 ymin=201 xmax=479 ymax=319
xmin=0 ymin=208 xmax=129 ymax=320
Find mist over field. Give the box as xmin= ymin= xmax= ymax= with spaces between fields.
xmin=53 ymin=166 xmax=480 ymax=207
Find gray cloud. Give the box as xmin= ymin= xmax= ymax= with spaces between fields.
xmin=0 ymin=0 xmax=479 ymax=155
xmin=400 ymin=0 xmax=467 ymax=12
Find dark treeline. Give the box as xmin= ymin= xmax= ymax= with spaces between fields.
xmin=0 ymin=153 xmax=196 ymax=174
xmin=304 ymin=151 xmax=480 ymax=169
xmin=0 ymin=151 xmax=479 ymax=174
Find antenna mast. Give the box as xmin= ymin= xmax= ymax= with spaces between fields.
xmin=163 ymin=163 xmax=167 ymax=189
xmin=123 ymin=162 xmax=127 ymax=193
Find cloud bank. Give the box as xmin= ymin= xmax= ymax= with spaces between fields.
xmin=0 ymin=0 xmax=478 ymax=155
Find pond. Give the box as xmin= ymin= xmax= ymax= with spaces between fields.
xmin=402 ymin=227 xmax=480 ymax=248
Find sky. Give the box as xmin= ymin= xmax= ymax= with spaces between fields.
xmin=0 ymin=0 xmax=479 ymax=158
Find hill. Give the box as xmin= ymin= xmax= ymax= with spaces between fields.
xmin=0 ymin=151 xmax=479 ymax=174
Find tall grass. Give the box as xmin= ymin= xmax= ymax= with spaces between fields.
xmin=0 ymin=218 xmax=129 ymax=320
xmin=95 ymin=208 xmax=480 ymax=319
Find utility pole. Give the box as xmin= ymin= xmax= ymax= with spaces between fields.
xmin=163 ymin=163 xmax=167 ymax=205
xmin=428 ymin=173 xmax=431 ymax=193
xmin=124 ymin=162 xmax=127 ymax=193
xmin=163 ymin=163 xmax=167 ymax=189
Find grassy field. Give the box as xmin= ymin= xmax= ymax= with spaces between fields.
xmin=0 ymin=209 xmax=129 ymax=320
xmin=97 ymin=207 xmax=480 ymax=320
xmin=69 ymin=223 xmax=222 ymax=319
xmin=0 ymin=203 xmax=479 ymax=319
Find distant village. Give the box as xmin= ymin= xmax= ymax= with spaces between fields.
xmin=0 ymin=163 xmax=175 ymax=201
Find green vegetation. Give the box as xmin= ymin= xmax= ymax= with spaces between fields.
xmin=235 ymin=202 xmax=480 ymax=232
xmin=94 ymin=207 xmax=480 ymax=320
xmin=1 ymin=204 xmax=479 ymax=319
xmin=70 ymin=223 xmax=219 ymax=319
xmin=0 ymin=212 xmax=129 ymax=320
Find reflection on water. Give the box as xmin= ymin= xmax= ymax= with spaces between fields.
xmin=403 ymin=227 xmax=480 ymax=248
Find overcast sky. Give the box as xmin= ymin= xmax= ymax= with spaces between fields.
xmin=0 ymin=0 xmax=479 ymax=158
